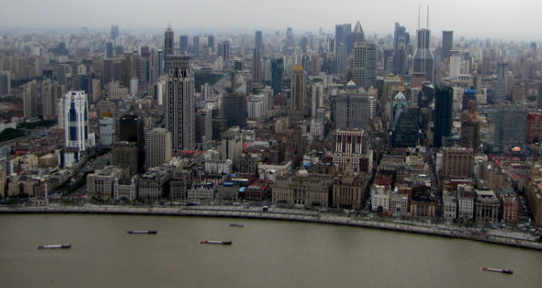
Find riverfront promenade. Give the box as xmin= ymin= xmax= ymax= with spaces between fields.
xmin=1 ymin=205 xmax=541 ymax=251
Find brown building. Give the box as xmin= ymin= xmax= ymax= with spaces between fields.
xmin=112 ymin=141 xmax=139 ymax=176
xmin=409 ymin=186 xmax=436 ymax=218
xmin=527 ymin=113 xmax=542 ymax=144
xmin=527 ymin=165 xmax=542 ymax=226
xmin=499 ymin=189 xmax=519 ymax=224
xmin=475 ymin=189 xmax=500 ymax=224
xmin=332 ymin=165 xmax=367 ymax=210
xmin=461 ymin=100 xmax=480 ymax=152
xmin=333 ymin=129 xmax=373 ymax=174
xmin=245 ymin=180 xmax=271 ymax=201
xmin=272 ymin=169 xmax=333 ymax=209
xmin=442 ymin=147 xmax=473 ymax=179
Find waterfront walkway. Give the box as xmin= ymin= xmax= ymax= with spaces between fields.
xmin=1 ymin=205 xmax=541 ymax=251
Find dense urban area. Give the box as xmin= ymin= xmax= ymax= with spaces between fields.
xmin=1 ymin=18 xmax=542 ymax=245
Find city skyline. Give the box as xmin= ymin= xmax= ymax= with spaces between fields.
xmin=0 ymin=0 xmax=540 ymax=40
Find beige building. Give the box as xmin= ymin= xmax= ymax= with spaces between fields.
xmin=145 ymin=128 xmax=172 ymax=169
xmin=138 ymin=167 xmax=171 ymax=202
xmin=475 ymin=189 xmax=500 ymax=224
xmin=332 ymin=165 xmax=367 ymax=210
xmin=87 ymin=166 xmax=123 ymax=201
xmin=272 ymin=169 xmax=333 ymax=209
xmin=333 ymin=129 xmax=373 ymax=174
xmin=442 ymin=147 xmax=473 ymax=179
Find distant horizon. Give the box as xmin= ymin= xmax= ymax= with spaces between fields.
xmin=1 ymin=0 xmax=541 ymax=41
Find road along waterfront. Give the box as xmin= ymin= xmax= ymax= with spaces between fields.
xmin=1 ymin=205 xmax=541 ymax=251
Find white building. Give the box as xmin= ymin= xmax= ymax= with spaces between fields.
xmin=310 ymin=119 xmax=325 ymax=140
xmin=371 ymin=185 xmax=390 ymax=212
xmin=99 ymin=117 xmax=114 ymax=147
xmin=389 ymin=190 xmax=408 ymax=216
xmin=457 ymin=184 xmax=474 ymax=220
xmin=187 ymin=184 xmax=214 ymax=201
xmin=449 ymin=50 xmax=462 ymax=79
xmin=204 ymin=150 xmax=232 ymax=175
xmin=247 ymin=94 xmax=266 ymax=120
xmin=443 ymin=190 xmax=458 ymax=220
xmin=64 ymin=91 xmax=94 ymax=167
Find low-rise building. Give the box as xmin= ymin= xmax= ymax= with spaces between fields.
xmin=389 ymin=189 xmax=409 ymax=217
xmin=371 ymin=184 xmax=390 ymax=212
xmin=272 ymin=169 xmax=333 ymax=208
xmin=410 ymin=186 xmax=436 ymax=218
xmin=187 ymin=183 xmax=214 ymax=202
xmin=138 ymin=167 xmax=170 ymax=202
xmin=115 ymin=176 xmax=137 ymax=201
xmin=332 ymin=166 xmax=367 ymax=210
xmin=457 ymin=184 xmax=474 ymax=221
xmin=475 ymin=189 xmax=500 ymax=224
xmin=498 ymin=188 xmax=518 ymax=224
xmin=442 ymin=189 xmax=457 ymax=220
xmin=87 ymin=166 xmax=123 ymax=201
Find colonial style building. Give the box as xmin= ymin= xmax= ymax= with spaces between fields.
xmin=272 ymin=169 xmax=333 ymax=209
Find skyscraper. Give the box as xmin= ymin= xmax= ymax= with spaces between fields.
xmin=105 ymin=42 xmax=114 ymax=59
xmin=495 ymin=62 xmax=508 ymax=102
xmin=192 ymin=36 xmax=200 ymax=57
xmin=271 ymin=58 xmax=284 ymax=96
xmin=164 ymin=27 xmax=174 ymax=57
xmin=352 ymin=40 xmax=376 ymax=89
xmin=442 ymin=31 xmax=454 ymax=60
xmin=64 ymin=91 xmax=93 ymax=167
xmin=413 ymin=29 xmax=434 ymax=83
xmin=461 ymin=100 xmax=481 ymax=152
xmin=218 ymin=40 xmax=231 ymax=63
xmin=110 ymin=25 xmax=119 ymax=40
xmin=118 ymin=114 xmax=145 ymax=173
xmin=0 ymin=71 xmax=10 ymax=97
xmin=334 ymin=81 xmax=370 ymax=130
xmin=351 ymin=21 xmax=365 ymax=45
xmin=290 ymin=65 xmax=305 ymax=122
xmin=335 ymin=24 xmax=352 ymax=54
xmin=165 ymin=56 xmax=195 ymax=152
xmin=393 ymin=23 xmax=410 ymax=75
xmin=207 ymin=35 xmax=215 ymax=53
xmin=179 ymin=35 xmax=189 ymax=55
xmin=253 ymin=31 xmax=264 ymax=82
xmin=434 ymin=87 xmax=453 ymax=147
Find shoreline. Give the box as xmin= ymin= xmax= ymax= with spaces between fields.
xmin=1 ymin=206 xmax=541 ymax=251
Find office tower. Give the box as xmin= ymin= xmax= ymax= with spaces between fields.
xmin=335 ymin=43 xmax=347 ymax=74
xmin=352 ymin=40 xmax=376 ymax=89
xmin=335 ymin=23 xmax=352 ymax=54
xmin=392 ymin=108 xmax=421 ymax=148
xmin=145 ymin=128 xmax=172 ymax=169
xmin=393 ymin=23 xmax=410 ymax=75
xmin=179 ymin=35 xmax=189 ymax=55
xmin=110 ymin=25 xmax=119 ymax=40
xmin=63 ymin=91 xmax=93 ymax=167
xmin=99 ymin=117 xmax=115 ymax=146
xmin=196 ymin=109 xmax=213 ymax=149
xmin=286 ymin=27 xmax=295 ymax=48
xmin=290 ymin=65 xmax=305 ymax=122
xmin=494 ymin=105 xmax=527 ymax=149
xmin=105 ymin=42 xmax=114 ymax=59
xmin=442 ymin=31 xmax=453 ymax=60
xmin=22 ymin=80 xmax=39 ymax=119
xmin=253 ymin=30 xmax=264 ymax=82
xmin=271 ymin=58 xmax=284 ymax=96
xmin=164 ymin=27 xmax=174 ymax=57
xmin=218 ymin=40 xmax=231 ymax=61
xmin=224 ymin=72 xmax=247 ymax=128
xmin=449 ymin=50 xmax=462 ymax=78
xmin=351 ymin=21 xmax=365 ymax=45
xmin=442 ymin=147 xmax=474 ymax=179
xmin=381 ymin=75 xmax=402 ymax=125
xmin=334 ymin=81 xmax=370 ymax=130
xmin=207 ymin=35 xmax=215 ymax=53
xmin=192 ymin=36 xmax=200 ymax=57
xmin=311 ymin=83 xmax=324 ymax=118
xmin=434 ymin=87 xmax=453 ymax=147
xmin=461 ymin=100 xmax=481 ymax=152
xmin=333 ymin=129 xmax=373 ymax=173
xmin=413 ymin=29 xmax=434 ymax=83
xmin=118 ymin=114 xmax=145 ymax=172
xmin=0 ymin=71 xmax=10 ymax=97
xmin=165 ymin=56 xmax=195 ymax=152
xmin=41 ymin=79 xmax=61 ymax=120
xmin=495 ymin=62 xmax=508 ymax=102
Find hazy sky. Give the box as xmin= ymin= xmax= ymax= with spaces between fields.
xmin=1 ymin=0 xmax=539 ymax=39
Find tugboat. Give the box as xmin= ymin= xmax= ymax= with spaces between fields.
xmin=38 ymin=244 xmax=72 ymax=249
xmin=200 ymin=240 xmax=232 ymax=245
xmin=128 ymin=230 xmax=158 ymax=235
xmin=481 ymin=267 xmax=514 ymax=275
xmin=229 ymin=223 xmax=245 ymax=228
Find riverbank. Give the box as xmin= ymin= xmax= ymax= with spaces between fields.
xmin=1 ymin=205 xmax=541 ymax=251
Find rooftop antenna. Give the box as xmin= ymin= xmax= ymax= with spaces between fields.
xmin=426 ymin=5 xmax=430 ymax=30
xmin=418 ymin=5 xmax=421 ymax=31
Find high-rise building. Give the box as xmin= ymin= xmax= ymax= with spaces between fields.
xmin=352 ymin=40 xmax=376 ymax=89
xmin=192 ymin=36 xmax=200 ymax=57
xmin=223 ymin=73 xmax=247 ymax=129
xmin=461 ymin=100 xmax=481 ymax=152
xmin=112 ymin=141 xmax=139 ymax=176
xmin=335 ymin=43 xmax=347 ymax=74
xmin=286 ymin=27 xmax=295 ymax=48
xmin=196 ymin=109 xmax=213 ymax=149
xmin=442 ymin=31 xmax=453 ymax=60
xmin=145 ymin=128 xmax=172 ymax=169
xmin=333 ymin=129 xmax=373 ymax=173
xmin=494 ymin=105 xmax=527 ymax=149
xmin=442 ymin=147 xmax=474 ymax=179
xmin=105 ymin=42 xmax=114 ymax=59
xmin=164 ymin=27 xmax=174 ymax=57
xmin=41 ymin=79 xmax=61 ymax=120
xmin=253 ymin=31 xmax=264 ymax=82
xmin=449 ymin=50 xmax=462 ymax=78
xmin=179 ymin=35 xmax=189 ymax=55
xmin=118 ymin=114 xmax=145 ymax=172
xmin=218 ymin=40 xmax=231 ymax=62
xmin=333 ymin=81 xmax=370 ymax=130
xmin=413 ymin=29 xmax=434 ymax=83
xmin=110 ymin=25 xmax=119 ymax=40
xmin=495 ymin=62 xmax=508 ymax=102
xmin=0 ymin=71 xmax=10 ymax=97
xmin=290 ymin=65 xmax=305 ymax=122
xmin=434 ymin=87 xmax=453 ymax=147
xmin=335 ymin=24 xmax=352 ymax=54
xmin=351 ymin=21 xmax=365 ymax=45
xmin=271 ymin=58 xmax=284 ymax=96
xmin=64 ymin=91 xmax=93 ymax=167
xmin=393 ymin=23 xmax=410 ymax=75
xmin=165 ymin=56 xmax=196 ymax=152
xmin=207 ymin=35 xmax=215 ymax=53
xmin=392 ymin=108 xmax=422 ymax=148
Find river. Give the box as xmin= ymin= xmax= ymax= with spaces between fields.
xmin=0 ymin=214 xmax=541 ymax=288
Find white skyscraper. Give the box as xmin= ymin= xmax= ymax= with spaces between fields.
xmin=64 ymin=91 xmax=94 ymax=166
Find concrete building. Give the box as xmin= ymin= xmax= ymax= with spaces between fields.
xmin=475 ymin=189 xmax=500 ymax=224
xmin=371 ymin=185 xmax=390 ymax=212
xmin=64 ymin=91 xmax=94 ymax=167
xmin=457 ymin=184 xmax=474 ymax=221
xmin=145 ymin=128 xmax=172 ymax=169
xmin=333 ymin=129 xmax=373 ymax=173
xmin=352 ymin=39 xmax=376 ymax=89
xmin=461 ymin=100 xmax=481 ymax=152
xmin=333 ymin=165 xmax=367 ymax=210
xmin=499 ymin=189 xmax=519 ymax=224
xmin=87 ymin=166 xmax=123 ymax=201
xmin=164 ymin=27 xmax=174 ymax=57
xmin=410 ymin=187 xmax=436 ymax=218
xmin=187 ymin=183 xmax=214 ymax=202
xmin=443 ymin=190 xmax=458 ymax=220
xmin=333 ymin=81 xmax=370 ymax=130
xmin=112 ymin=142 xmax=139 ymax=176
xmin=272 ymin=169 xmax=333 ymax=209
xmin=165 ymin=56 xmax=195 ymax=152
xmin=247 ymin=94 xmax=266 ymax=120
xmin=413 ymin=29 xmax=434 ymax=83
xmin=204 ymin=150 xmax=232 ymax=175
xmin=389 ymin=189 xmax=409 ymax=217
xmin=442 ymin=147 xmax=473 ymax=179
xmin=442 ymin=31 xmax=454 ymax=60
xmin=289 ymin=65 xmax=305 ymax=122
xmin=138 ymin=167 xmax=171 ymax=202
xmin=115 ymin=176 xmax=137 ymax=201
xmin=220 ymin=127 xmax=243 ymax=170
xmin=98 ymin=117 xmax=114 ymax=146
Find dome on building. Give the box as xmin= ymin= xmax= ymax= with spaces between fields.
xmin=296 ymin=168 xmax=309 ymax=177
xmin=346 ymin=80 xmax=357 ymax=89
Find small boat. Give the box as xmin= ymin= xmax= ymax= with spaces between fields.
xmin=128 ymin=230 xmax=158 ymax=235
xmin=481 ymin=267 xmax=514 ymax=275
xmin=38 ymin=244 xmax=71 ymax=250
xmin=229 ymin=223 xmax=245 ymax=228
xmin=200 ymin=240 xmax=232 ymax=245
